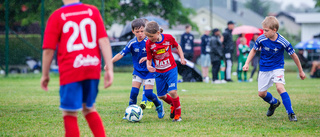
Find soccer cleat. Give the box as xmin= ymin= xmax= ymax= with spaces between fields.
xmin=140 ymin=101 xmax=146 ymax=110
xmin=220 ymin=80 xmax=227 ymax=83
xmin=122 ymin=116 xmax=126 ymax=120
xmin=288 ymin=113 xmax=297 ymax=122
xmin=226 ymin=79 xmax=233 ymax=82
xmin=155 ymin=101 xmax=165 ymax=119
xmin=266 ymin=100 xmax=281 ymax=117
xmin=172 ymin=115 xmax=182 ymax=122
xmin=146 ymin=101 xmax=154 ymax=109
xmin=170 ymin=106 xmax=175 ymax=119
xmin=249 ymin=78 xmax=253 ymax=82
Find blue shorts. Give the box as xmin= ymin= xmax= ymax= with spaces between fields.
xmin=155 ymin=67 xmax=178 ymax=97
xmin=59 ymin=79 xmax=99 ymax=111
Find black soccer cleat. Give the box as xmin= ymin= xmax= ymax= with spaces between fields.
xmin=139 ymin=102 xmax=146 ymax=110
xmin=170 ymin=106 xmax=175 ymax=119
xmin=288 ymin=113 xmax=297 ymax=122
xmin=266 ymin=100 xmax=281 ymax=117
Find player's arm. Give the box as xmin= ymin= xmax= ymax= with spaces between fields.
xmin=176 ymin=44 xmax=187 ymax=65
xmin=146 ymin=59 xmax=155 ymax=72
xmin=139 ymin=57 xmax=147 ymax=64
xmin=243 ymin=48 xmax=257 ymax=71
xmin=146 ymin=43 xmax=156 ymax=72
xmin=99 ymin=37 xmax=114 ymax=88
xmin=111 ymin=53 xmax=124 ymax=63
xmin=40 ymin=49 xmax=55 ymax=91
xmin=290 ymin=53 xmax=306 ymax=80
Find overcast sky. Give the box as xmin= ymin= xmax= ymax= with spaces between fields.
xmin=272 ymin=0 xmax=316 ymax=9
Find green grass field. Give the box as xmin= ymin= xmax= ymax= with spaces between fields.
xmin=0 ymin=72 xmax=319 ymax=136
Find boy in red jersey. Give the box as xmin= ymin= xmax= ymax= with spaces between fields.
xmin=144 ymin=21 xmax=186 ymax=122
xmin=40 ymin=0 xmax=113 ymax=136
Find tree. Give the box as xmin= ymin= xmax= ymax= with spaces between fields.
xmin=245 ymin=0 xmax=270 ymax=17
xmin=315 ymin=0 xmax=320 ymax=8
xmin=0 ymin=0 xmax=195 ymax=29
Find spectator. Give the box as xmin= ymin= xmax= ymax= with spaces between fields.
xmin=222 ymin=21 xmax=235 ymax=82
xmin=298 ymin=49 xmax=320 ymax=78
xmin=249 ymin=33 xmax=260 ymax=82
xmin=180 ymin=25 xmax=194 ymax=61
xmin=210 ymin=28 xmax=224 ymax=84
xmin=200 ymin=27 xmax=212 ymax=83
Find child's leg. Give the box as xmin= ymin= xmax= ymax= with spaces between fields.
xmin=259 ymin=91 xmax=278 ymax=105
xmin=82 ymin=105 xmax=106 ymax=137
xmin=238 ymin=71 xmax=242 ymax=81
xmin=220 ymin=60 xmax=226 ymax=80
xmin=129 ymin=81 xmax=142 ymax=105
xmin=244 ymin=71 xmax=247 ymax=81
xmin=63 ymin=111 xmax=79 ymax=137
xmin=237 ymin=61 xmax=243 ymax=81
xmin=141 ymin=85 xmax=148 ymax=103
xmin=144 ymin=84 xmax=161 ymax=107
xmin=168 ymin=90 xmax=181 ymax=117
xmin=276 ymin=83 xmax=294 ymax=114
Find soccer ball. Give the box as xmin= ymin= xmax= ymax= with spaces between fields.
xmin=125 ymin=105 xmax=143 ymax=122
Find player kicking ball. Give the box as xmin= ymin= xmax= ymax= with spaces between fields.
xmin=107 ymin=18 xmax=164 ymax=119
xmin=145 ymin=21 xmax=186 ymax=122
xmin=243 ymin=16 xmax=306 ymax=122
xmin=41 ymin=0 xmax=113 ymax=136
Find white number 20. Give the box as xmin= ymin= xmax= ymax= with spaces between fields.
xmin=63 ymin=18 xmax=97 ymax=52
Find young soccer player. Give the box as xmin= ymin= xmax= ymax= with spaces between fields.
xmin=238 ymin=37 xmax=250 ymax=82
xmin=108 ymin=18 xmax=164 ymax=119
xmin=243 ymin=16 xmax=306 ymax=121
xmin=144 ymin=21 xmax=186 ymax=122
xmin=40 ymin=0 xmax=113 ymax=136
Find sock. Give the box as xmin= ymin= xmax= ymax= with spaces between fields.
xmin=244 ymin=71 xmax=247 ymax=81
xmin=85 ymin=112 xmax=106 ymax=137
xmin=172 ymin=96 xmax=181 ymax=116
xmin=163 ymin=94 xmax=173 ymax=106
xmin=129 ymin=87 xmax=139 ymax=105
xmin=220 ymin=71 xmax=225 ymax=80
xmin=280 ymin=92 xmax=294 ymax=114
xmin=63 ymin=115 xmax=80 ymax=137
xmin=238 ymin=71 xmax=242 ymax=80
xmin=141 ymin=86 xmax=148 ymax=103
xmin=263 ymin=92 xmax=278 ymax=105
xmin=144 ymin=89 xmax=161 ymax=107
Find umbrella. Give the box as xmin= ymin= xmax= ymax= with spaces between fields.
xmin=295 ymin=39 xmax=320 ymax=49
xmin=119 ymin=16 xmax=169 ymax=41
xmin=232 ymin=25 xmax=261 ymax=35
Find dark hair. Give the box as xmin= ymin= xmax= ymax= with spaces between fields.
xmin=145 ymin=21 xmax=160 ymax=34
xmin=211 ymin=28 xmax=219 ymax=35
xmin=227 ymin=21 xmax=234 ymax=25
xmin=185 ymin=24 xmax=191 ymax=29
xmin=142 ymin=18 xmax=149 ymax=24
xmin=131 ymin=18 xmax=145 ymax=30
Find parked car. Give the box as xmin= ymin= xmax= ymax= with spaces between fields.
xmin=172 ymin=39 xmax=201 ymax=65
xmin=110 ymin=41 xmax=132 ymax=66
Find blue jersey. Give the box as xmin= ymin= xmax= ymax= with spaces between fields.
xmin=120 ymin=37 xmax=154 ymax=79
xmin=254 ymin=33 xmax=295 ymax=71
xmin=180 ymin=33 xmax=194 ymax=53
xmin=200 ymin=34 xmax=211 ymax=54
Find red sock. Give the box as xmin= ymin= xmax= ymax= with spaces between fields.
xmin=63 ymin=116 xmax=80 ymax=137
xmin=163 ymin=94 xmax=173 ymax=106
xmin=85 ymin=112 xmax=106 ymax=137
xmin=172 ymin=96 xmax=181 ymax=116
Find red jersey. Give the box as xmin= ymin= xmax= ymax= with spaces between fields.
xmin=146 ymin=34 xmax=179 ymax=73
xmin=42 ymin=3 xmax=108 ymax=85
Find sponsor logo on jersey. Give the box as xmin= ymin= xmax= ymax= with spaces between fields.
xmin=151 ymin=44 xmax=156 ymax=49
xmin=155 ymin=58 xmax=171 ymax=69
xmin=264 ymin=47 xmax=270 ymax=51
xmin=73 ymin=54 xmax=100 ymax=68
xmin=134 ymin=48 xmax=139 ymax=52
xmin=163 ymin=41 xmax=170 ymax=46
xmin=142 ymin=47 xmax=146 ymax=52
xmin=273 ymin=48 xmax=278 ymax=52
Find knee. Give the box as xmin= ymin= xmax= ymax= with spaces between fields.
xmin=158 ymin=95 xmax=166 ymax=100
xmin=63 ymin=111 xmax=77 ymax=117
xmin=82 ymin=106 xmax=96 ymax=116
xmin=169 ymin=90 xmax=178 ymax=98
xmin=258 ymin=92 xmax=267 ymax=98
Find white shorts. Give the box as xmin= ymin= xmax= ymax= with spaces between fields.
xmin=258 ymin=69 xmax=285 ymax=92
xmin=132 ymin=75 xmax=155 ymax=85
xmin=201 ymin=54 xmax=211 ymax=67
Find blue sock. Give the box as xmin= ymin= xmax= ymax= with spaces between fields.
xmin=129 ymin=87 xmax=139 ymax=105
xmin=141 ymin=86 xmax=148 ymax=103
xmin=263 ymin=92 xmax=278 ymax=105
xmin=144 ymin=89 xmax=161 ymax=107
xmin=280 ymin=92 xmax=294 ymax=114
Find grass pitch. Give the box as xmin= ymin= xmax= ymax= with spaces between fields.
xmin=0 ymin=72 xmax=319 ymax=136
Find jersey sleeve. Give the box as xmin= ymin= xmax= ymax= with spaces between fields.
xmin=253 ymin=38 xmax=261 ymax=50
xmin=285 ymin=43 xmax=295 ymax=55
xmin=146 ymin=41 xmax=153 ymax=60
xmin=119 ymin=41 xmax=132 ymax=56
xmin=170 ymin=35 xmax=179 ymax=48
xmin=42 ymin=12 xmax=61 ymax=50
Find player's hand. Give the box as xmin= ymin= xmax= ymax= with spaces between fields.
xmin=180 ymin=58 xmax=187 ymax=65
xmin=147 ymin=65 xmax=156 ymax=73
xmin=139 ymin=57 xmax=147 ymax=64
xmin=104 ymin=70 xmax=113 ymax=88
xmin=299 ymin=71 xmax=306 ymax=80
xmin=242 ymin=64 xmax=249 ymax=71
xmin=40 ymin=75 xmax=50 ymax=91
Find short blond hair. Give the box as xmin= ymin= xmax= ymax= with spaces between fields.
xmin=262 ymin=16 xmax=279 ymax=31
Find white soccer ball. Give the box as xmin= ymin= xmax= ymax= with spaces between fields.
xmin=125 ymin=105 xmax=143 ymax=122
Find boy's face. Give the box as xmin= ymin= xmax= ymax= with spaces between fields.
xmin=145 ymin=31 xmax=160 ymax=43
xmin=132 ymin=27 xmax=146 ymax=41
xmin=263 ymin=25 xmax=277 ymax=39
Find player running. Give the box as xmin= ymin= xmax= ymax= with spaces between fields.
xmin=41 ymin=0 xmax=113 ymax=136
xmin=107 ymin=18 xmax=164 ymax=119
xmin=144 ymin=21 xmax=186 ymax=122
xmin=243 ymin=16 xmax=306 ymax=122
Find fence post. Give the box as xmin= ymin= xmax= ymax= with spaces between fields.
xmin=5 ymin=0 xmax=9 ymax=76
xmin=40 ymin=0 xmax=45 ymax=72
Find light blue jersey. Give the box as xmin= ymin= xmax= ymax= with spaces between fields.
xmin=120 ymin=37 xmax=154 ymax=79
xmin=254 ymin=33 xmax=295 ymax=71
